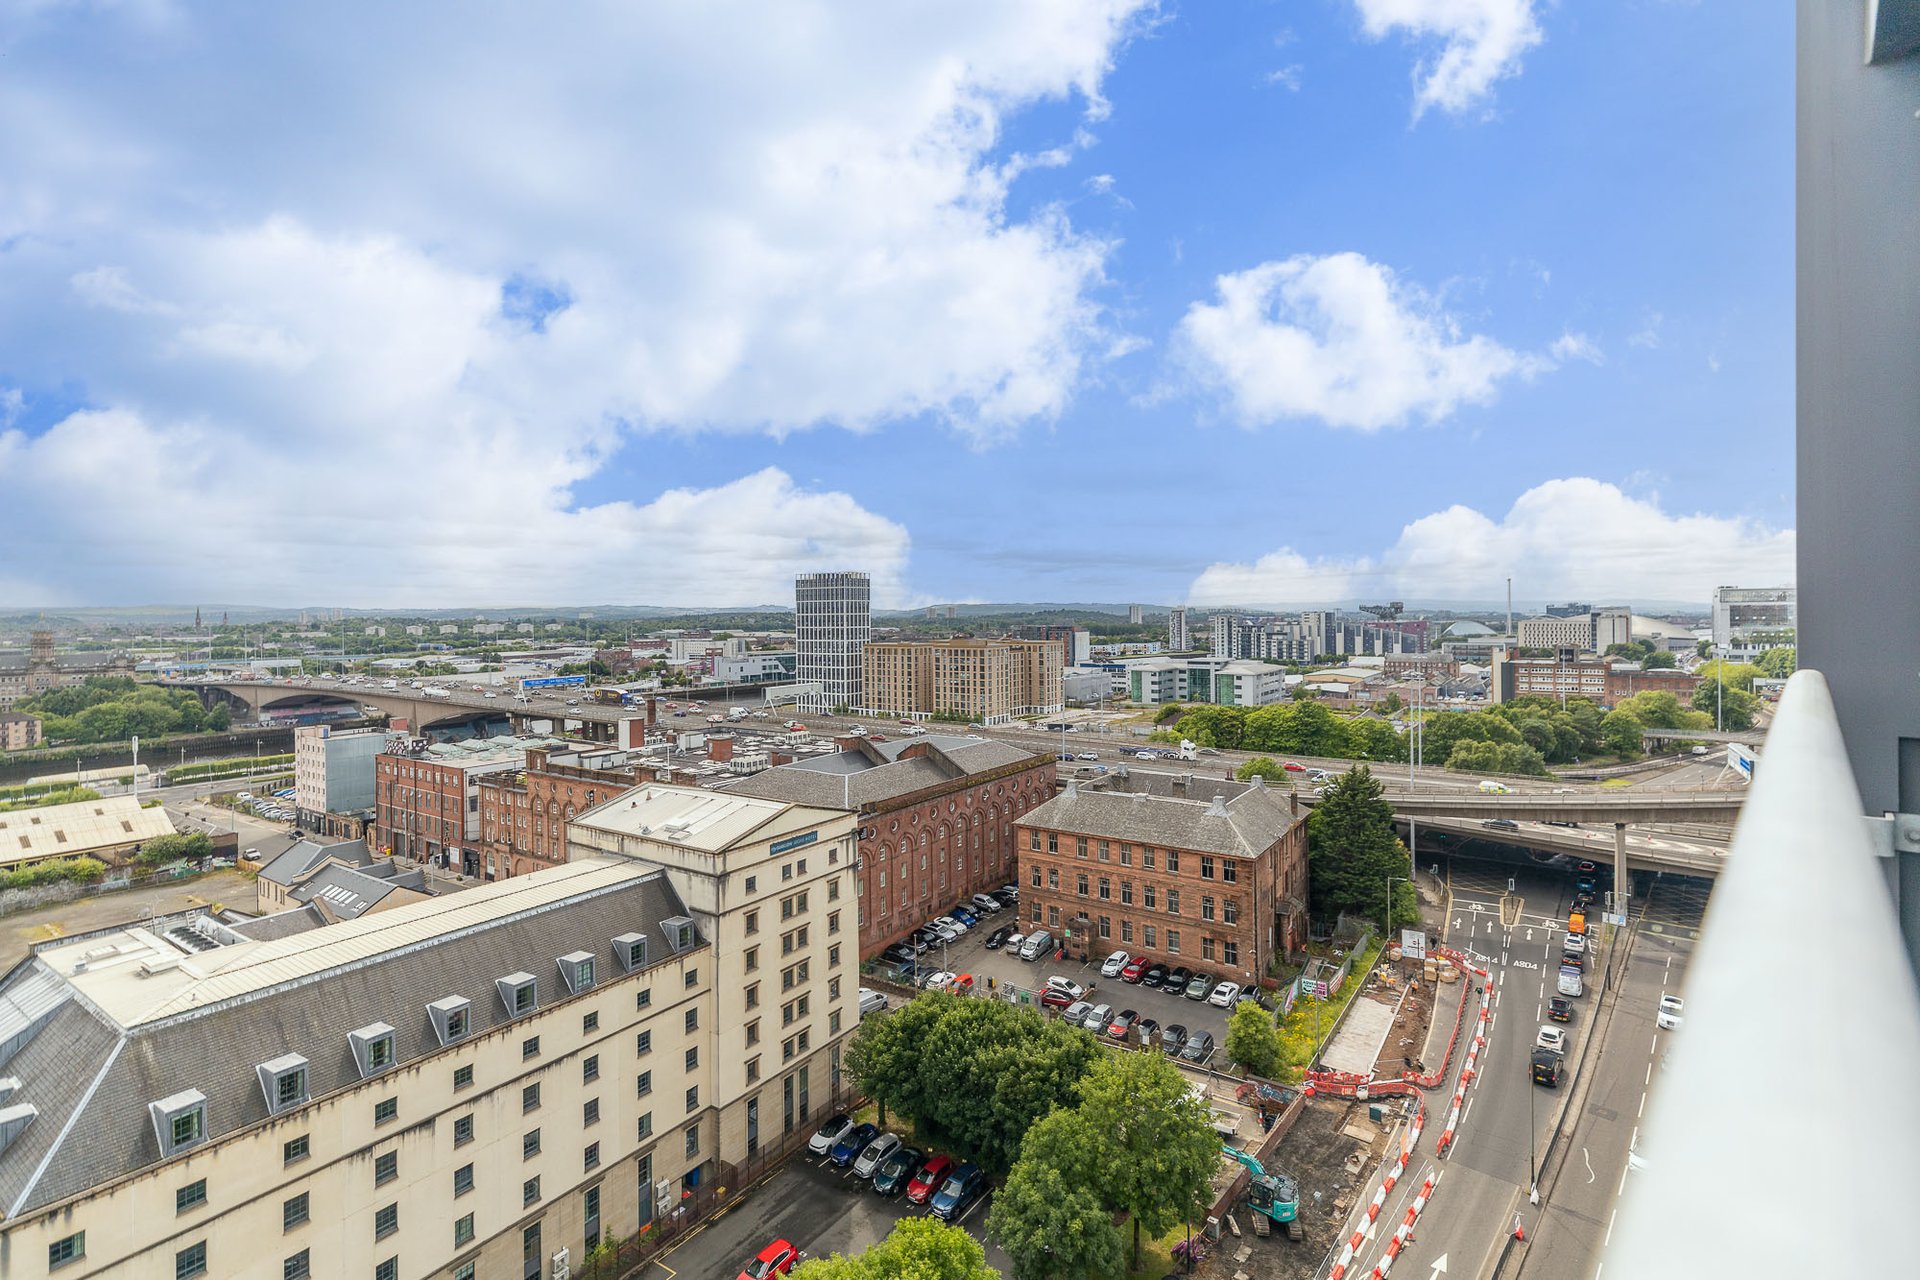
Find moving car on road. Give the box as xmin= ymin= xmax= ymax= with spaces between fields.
xmin=1657 ymin=994 xmax=1685 ymax=1030
xmin=1536 ymin=1025 xmax=1567 ymax=1054
xmin=1548 ymin=997 xmax=1573 ymax=1023
xmin=1531 ymin=1048 xmax=1564 ymax=1087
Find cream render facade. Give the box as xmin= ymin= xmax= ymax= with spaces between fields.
xmin=0 ymin=855 xmax=800 ymax=1280
xmin=859 ymin=638 xmax=1064 ymax=725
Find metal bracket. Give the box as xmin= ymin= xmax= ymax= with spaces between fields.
xmin=1865 ymin=812 xmax=1920 ymax=857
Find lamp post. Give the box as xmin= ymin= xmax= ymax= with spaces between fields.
xmin=1387 ymin=875 xmax=1409 ymax=934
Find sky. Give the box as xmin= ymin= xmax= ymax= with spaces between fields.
xmin=0 ymin=0 xmax=1795 ymax=613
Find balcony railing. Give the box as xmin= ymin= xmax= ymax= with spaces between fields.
xmin=1609 ymin=670 xmax=1920 ymax=1274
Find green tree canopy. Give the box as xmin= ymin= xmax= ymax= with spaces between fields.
xmin=1642 ymin=649 xmax=1678 ymax=669
xmin=1306 ymin=765 xmax=1410 ymax=926
xmin=987 ymin=1144 xmax=1123 ymax=1280
xmin=1692 ymin=680 xmax=1758 ymax=731
xmin=1612 ymin=691 xmax=1710 ymax=731
xmin=793 ymin=1217 xmax=998 ymax=1280
xmin=1225 ymin=1000 xmax=1284 ymax=1079
xmin=1444 ymin=739 xmax=1551 ymax=777
xmin=1599 ymin=709 xmax=1645 ymax=756
xmin=1236 ymin=757 xmax=1292 ymax=783
xmin=1073 ymin=1053 xmax=1219 ymax=1267
xmin=1695 ymin=659 xmax=1764 ymax=693
xmin=1755 ymin=647 xmax=1797 ymax=679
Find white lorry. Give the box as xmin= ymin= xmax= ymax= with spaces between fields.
xmin=1176 ymin=739 xmax=1199 ymax=761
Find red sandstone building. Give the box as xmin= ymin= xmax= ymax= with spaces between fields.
xmin=478 ymin=744 xmax=709 ymax=879
xmin=1014 ymin=771 xmax=1308 ymax=986
xmin=372 ymin=734 xmax=566 ymax=876
xmin=723 ymin=734 xmax=1054 ymax=956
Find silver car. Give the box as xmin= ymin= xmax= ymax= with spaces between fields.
xmin=1082 ymin=1003 xmax=1114 ymax=1032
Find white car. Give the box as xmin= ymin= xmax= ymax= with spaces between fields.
xmin=1076 ymin=752 xmax=1099 ymax=761
xmin=920 ymin=970 xmax=956 ymax=990
xmin=928 ymin=919 xmax=964 ymax=942
xmin=1536 ymin=1025 xmax=1568 ymax=1054
xmin=1046 ymin=976 xmax=1087 ymax=1001
xmin=1207 ymin=981 xmax=1243 ymax=1007
xmin=857 ymin=988 xmax=887 ymax=1017
xmin=1100 ymin=950 xmax=1131 ymax=979
xmin=1657 ymin=995 xmax=1685 ymax=1030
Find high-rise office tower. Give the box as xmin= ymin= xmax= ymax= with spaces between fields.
xmin=1168 ymin=607 xmax=1189 ymax=651
xmin=796 ymin=571 xmax=871 ymax=712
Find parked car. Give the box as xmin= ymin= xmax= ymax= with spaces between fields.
xmin=1141 ymin=962 xmax=1169 ymax=989
xmin=737 ymin=1239 xmax=800 ymax=1280
xmin=1179 ymin=1030 xmax=1217 ymax=1062
xmin=945 ymin=908 xmax=976 ymax=929
xmin=881 ymin=943 xmax=917 ymax=965
xmin=1160 ymin=1022 xmax=1188 ymax=1053
xmin=930 ymin=1163 xmax=988 ymax=1221
xmin=1082 ymin=1002 xmax=1114 ymax=1032
xmin=1207 ymin=981 xmax=1242 ymax=1007
xmin=1062 ymin=999 xmax=1094 ymax=1024
xmin=1107 ymin=1009 xmax=1137 ymax=1039
xmin=1046 ymin=976 xmax=1086 ymax=1001
xmin=871 ymin=1145 xmax=925 ymax=1197
xmin=830 ymin=1122 xmax=880 ymax=1167
xmin=1135 ymin=1017 xmax=1160 ymax=1046
xmin=919 ymin=970 xmax=956 ymax=991
xmin=1165 ymin=966 xmax=1193 ymax=992
xmin=1548 ymin=997 xmax=1573 ymax=1023
xmin=1002 ymin=931 xmax=1026 ymax=955
xmin=1019 ymin=930 xmax=1053 ymax=961
xmin=1536 ymin=1026 xmax=1567 ymax=1054
xmin=857 ymin=988 xmax=887 ymax=1017
xmin=971 ymin=893 xmax=1004 ymax=914
xmin=1657 ymin=994 xmax=1685 ymax=1030
xmin=1184 ymin=972 xmax=1215 ymax=1000
xmin=852 ymin=1131 xmax=903 ymax=1179
xmin=1041 ymin=987 xmax=1076 ymax=1010
xmin=984 ymin=926 xmax=1013 ymax=950
xmin=808 ymin=1113 xmax=851 ymax=1156
xmin=1121 ymin=956 xmax=1150 ymax=983
xmin=1100 ymin=950 xmax=1131 ymax=978
xmin=906 ymin=1155 xmax=955 ymax=1205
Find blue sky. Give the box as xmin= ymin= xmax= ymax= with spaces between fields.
xmin=0 ymin=1 xmax=1793 ymax=611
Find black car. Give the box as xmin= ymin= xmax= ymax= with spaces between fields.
xmin=1531 ymin=1048 xmax=1564 ymax=1087
xmin=992 ymin=887 xmax=1019 ymax=905
xmin=881 ymin=942 xmax=916 ymax=965
xmin=871 ymin=1144 xmax=925 ymax=1197
xmin=1179 ymin=1030 xmax=1216 ymax=1062
xmin=1165 ymin=966 xmax=1193 ymax=993
xmin=1141 ymin=963 xmax=1169 ymax=989
xmin=984 ymin=926 xmax=1013 ymax=950
xmin=1482 ymin=818 xmax=1521 ymax=832
xmin=1160 ymin=1022 xmax=1188 ymax=1053
xmin=1548 ymin=997 xmax=1573 ymax=1023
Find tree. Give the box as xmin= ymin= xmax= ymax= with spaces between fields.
xmin=1643 ymin=650 xmax=1677 ymax=669
xmin=1599 ymin=709 xmax=1645 ymax=756
xmin=1696 ymin=638 xmax=1713 ymax=659
xmin=988 ymin=1113 xmax=1125 ymax=1280
xmin=793 ymin=1217 xmax=997 ymax=1280
xmin=1444 ymin=739 xmax=1550 ymax=778
xmin=1696 ymin=659 xmax=1763 ymax=693
xmin=136 ymin=831 xmax=213 ymax=866
xmin=1074 ymin=1053 xmax=1220 ymax=1268
xmin=844 ymin=991 xmax=953 ymax=1128
xmin=1225 ymin=1000 xmax=1284 ymax=1078
xmin=1756 ymin=646 xmax=1797 ymax=679
xmin=1306 ymin=766 xmax=1410 ymax=926
xmin=1378 ymin=691 xmax=1403 ymax=715
xmin=1692 ymin=680 xmax=1757 ymax=731
xmin=1237 ymin=757 xmax=1291 ymax=783
xmin=1612 ymin=691 xmax=1709 ymax=731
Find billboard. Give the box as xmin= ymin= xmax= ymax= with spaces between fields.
xmin=521 ymin=675 xmax=588 ymax=690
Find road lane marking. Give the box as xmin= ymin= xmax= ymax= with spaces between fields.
xmin=1638 ymin=1091 xmax=1646 ymax=1118
xmin=1645 ymin=1062 xmax=1652 ymax=1085
xmin=1605 ymin=1207 xmax=1618 ymax=1245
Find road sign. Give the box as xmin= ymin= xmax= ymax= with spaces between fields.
xmin=1400 ymin=928 xmax=1427 ymax=960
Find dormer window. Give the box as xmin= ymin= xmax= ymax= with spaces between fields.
xmin=497 ymin=972 xmax=538 ymax=1018
xmin=427 ymin=996 xmax=472 ymax=1047
xmin=662 ymin=917 xmax=695 ymax=951
xmin=257 ymin=1054 xmax=310 ymax=1115
xmin=613 ymin=933 xmax=648 ymax=972
xmin=349 ymin=1024 xmax=398 ymax=1079
xmin=149 ymin=1089 xmax=208 ymax=1157
xmin=558 ymin=952 xmax=596 ymax=995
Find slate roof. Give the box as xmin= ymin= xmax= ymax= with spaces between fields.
xmin=257 ymin=837 xmax=371 ymax=886
xmin=226 ymin=906 xmax=328 ymax=942
xmin=1017 ymin=773 xmax=1300 ymax=859
xmin=0 ymin=858 xmax=699 ymax=1218
xmin=290 ymin=862 xmax=429 ymax=921
xmin=723 ymin=735 xmax=1044 ymax=812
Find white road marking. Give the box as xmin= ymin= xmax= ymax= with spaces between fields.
xmin=1583 ymin=1147 xmax=1595 ymax=1183
xmin=1638 ymin=1091 xmax=1646 ymax=1118
xmin=1535 ymin=1002 xmax=1542 ymax=1021
xmin=1605 ymin=1207 xmax=1619 ymax=1245
xmin=1617 ymin=1163 xmax=1630 ymax=1196
xmin=1645 ymin=1061 xmax=1652 ymax=1085
xmin=1463 ymin=1098 xmax=1475 ymax=1125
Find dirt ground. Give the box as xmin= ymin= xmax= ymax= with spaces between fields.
xmin=0 ymin=869 xmax=255 ymax=968
xmin=1370 ymin=963 xmax=1437 ymax=1079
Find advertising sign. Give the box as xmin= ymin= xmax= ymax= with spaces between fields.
xmin=521 ymin=675 xmax=588 ymax=690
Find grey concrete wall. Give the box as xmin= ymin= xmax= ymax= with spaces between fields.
xmin=1797 ymin=1 xmax=1920 ymax=816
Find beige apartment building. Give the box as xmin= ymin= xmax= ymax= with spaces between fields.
xmin=0 ymin=783 xmax=859 ymax=1280
xmin=859 ymin=638 xmax=1063 ymax=725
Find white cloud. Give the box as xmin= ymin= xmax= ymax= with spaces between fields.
xmin=1628 ymin=312 xmax=1665 ymax=349
xmin=1188 ymin=478 xmax=1795 ymax=606
xmin=1550 ymin=331 xmax=1604 ymax=364
xmin=1174 ymin=251 xmax=1541 ymax=431
xmin=1353 ymin=0 xmax=1544 ymax=119
xmin=1266 ymin=64 xmax=1304 ymax=91
xmin=0 ymin=2 xmax=1156 ymax=603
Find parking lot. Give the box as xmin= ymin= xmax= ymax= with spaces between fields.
xmin=637 ymin=1136 xmax=1011 ymax=1277
xmin=881 ymin=907 xmax=1246 ymax=1067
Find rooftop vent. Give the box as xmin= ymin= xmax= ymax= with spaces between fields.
xmin=1205 ymin=794 xmax=1230 ymax=818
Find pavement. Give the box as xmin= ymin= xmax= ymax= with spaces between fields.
xmin=1320 ymin=990 xmax=1401 ymax=1076
xmin=633 ymin=1134 xmax=1011 ymax=1278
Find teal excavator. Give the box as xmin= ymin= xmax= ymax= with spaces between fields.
xmin=1223 ymin=1145 xmax=1303 ymax=1239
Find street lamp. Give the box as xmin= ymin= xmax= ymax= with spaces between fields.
xmin=1387 ymin=875 xmax=1409 ymax=934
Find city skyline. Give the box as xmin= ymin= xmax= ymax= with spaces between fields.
xmin=1 ymin=2 xmax=1792 ymax=609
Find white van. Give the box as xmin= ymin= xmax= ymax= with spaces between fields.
xmin=1018 ymin=930 xmax=1053 ymax=962
xmin=1557 ymin=965 xmax=1584 ymax=997
xmin=857 ymin=988 xmax=887 ymax=1018
xmin=1478 ymin=780 xmax=1512 ymax=795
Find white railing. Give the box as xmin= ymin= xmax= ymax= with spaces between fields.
xmin=1609 ymin=670 xmax=1920 ymax=1275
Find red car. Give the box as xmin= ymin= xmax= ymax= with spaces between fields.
xmin=1283 ymin=761 xmax=1307 ymax=772
xmin=1040 ymin=987 xmax=1073 ymax=1009
xmin=739 ymin=1239 xmax=799 ymax=1279
xmin=906 ymin=1154 xmax=955 ymax=1205
xmin=1121 ymin=956 xmax=1150 ymax=983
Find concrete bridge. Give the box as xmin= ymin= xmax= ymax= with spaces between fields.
xmin=160 ymin=677 xmax=641 ymax=741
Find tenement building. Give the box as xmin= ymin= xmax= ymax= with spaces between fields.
xmin=723 ymin=735 xmax=1053 ymax=956
xmin=478 ymin=745 xmax=683 ymax=881
xmin=372 ymin=734 xmax=566 ymax=877
xmin=0 ymin=860 xmax=719 ymax=1280
xmin=1015 ymin=771 xmax=1308 ymax=986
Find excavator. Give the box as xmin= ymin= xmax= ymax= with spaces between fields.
xmin=1223 ymin=1144 xmax=1303 ymax=1239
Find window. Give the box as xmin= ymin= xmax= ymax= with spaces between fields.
xmin=376 ymin=1260 xmax=397 ymax=1280
xmin=375 ymin=1150 xmax=398 ymax=1186
xmin=747 ymin=1018 xmax=761 ymax=1046
xmin=684 ymin=967 xmax=699 ymax=989
xmin=283 ymin=1192 xmax=309 ymax=1231
xmin=829 ymin=975 xmax=842 ymax=1000
xmin=454 ymin=1163 xmax=474 ymax=1196
xmin=455 ymin=1266 xmax=474 ymax=1280
xmin=685 ymin=1046 xmax=700 ymax=1070
xmin=523 ymin=1082 xmax=542 ymax=1113
xmin=1166 ymin=890 xmax=1180 ymax=915
xmin=638 ymin=1070 xmax=654 ymax=1096
xmin=747 ymin=1055 xmax=761 ymax=1083
xmin=1098 ymin=840 xmax=1110 ymax=862
xmin=1144 ymin=884 xmax=1157 ymax=909
xmin=830 ymin=1009 xmax=842 ymax=1034
xmin=1098 ymin=877 xmax=1110 ymax=900
xmin=523 ymin=1177 xmax=541 ymax=1207
xmin=1202 ymin=896 xmax=1215 ymax=921
xmin=685 ymin=1122 xmax=701 ymax=1157
xmin=453 ymin=1063 xmax=474 ymax=1090
xmin=636 ymin=1029 xmax=652 ymax=1056
xmin=1168 ymin=930 xmax=1181 ymax=953
xmin=585 ymin=1096 xmax=600 ymax=1126
xmin=454 ymin=1114 xmax=474 ymax=1146
xmin=284 ymin=1135 xmax=309 ymax=1165
xmin=745 ymin=946 xmax=758 ymax=972
xmin=374 ymin=1203 xmax=397 ymax=1240
xmin=522 ymin=1035 xmax=541 ymax=1061
xmin=170 ymin=1107 xmax=203 ymax=1148
xmin=1222 ymin=860 xmax=1238 ymax=883
xmin=175 ymin=1242 xmax=206 ymax=1280
xmin=829 ymin=942 xmax=842 ymax=968
xmin=1046 ymin=832 xmax=1058 ymax=854
xmin=635 ymin=988 xmax=652 ymax=1011
xmin=686 ymin=1085 xmax=700 ymax=1113
xmin=685 ymin=1008 xmax=699 ymax=1033
xmin=455 ymin=1213 xmax=475 ymax=1246
xmin=1047 ymin=867 xmax=1059 ymax=889
xmin=746 ymin=909 xmax=759 ymax=934
xmin=637 ymin=1112 xmax=654 ymax=1140
xmin=1120 ymin=843 xmax=1132 ymax=865
xmin=584 ymin=1053 xmax=600 ymax=1083
xmin=583 ymin=1010 xmax=600 ymax=1034
xmin=829 ymin=910 xmax=841 ymax=935
xmin=1224 ymin=898 xmax=1238 ymax=924
xmin=1145 ymin=924 xmax=1156 ymax=947
xmin=1142 ymin=846 xmax=1155 ymax=869
xmin=523 ymin=1128 xmax=542 ymax=1159
xmin=1029 ymin=830 xmax=1041 ymax=852
xmin=1076 ymin=873 xmax=1088 ymax=897
xmin=746 ymin=983 xmax=759 ymax=1010
xmin=1097 ymin=916 xmax=1111 ymax=938
xmin=49 ymin=1232 xmax=85 ymax=1270
xmin=1120 ymin=880 xmax=1134 ymax=905
xmin=374 ymin=1097 xmax=397 ymax=1126
xmin=585 ymin=1140 xmax=601 ymax=1171
xmin=265 ymin=1059 xmax=308 ymax=1113
xmin=1202 ymin=936 xmax=1216 ymax=960
xmin=444 ymin=1005 xmax=470 ymax=1040
xmin=1121 ymin=919 xmax=1134 ymax=943
xmin=176 ymin=1179 xmax=207 ymax=1214
xmin=282 ymin=1249 xmax=310 ymax=1280
xmin=1075 ymin=837 xmax=1088 ymax=859
xmin=1224 ymin=940 xmax=1240 ymax=965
